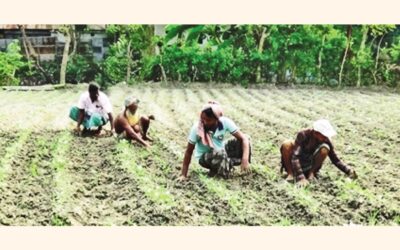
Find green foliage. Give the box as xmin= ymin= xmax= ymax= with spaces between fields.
xmin=51 ymin=214 xmax=71 ymax=226
xmin=98 ymin=25 xmax=154 ymax=85
xmin=144 ymin=43 xmax=253 ymax=85
xmin=4 ymin=25 xmax=400 ymax=87
xmin=66 ymin=54 xmax=99 ymax=84
xmin=367 ymin=210 xmax=380 ymax=226
xmin=20 ymin=53 xmax=100 ymax=85
xmin=100 ymin=36 xmax=131 ymax=84
xmin=0 ymin=131 xmax=30 ymax=181
xmin=116 ymin=140 xmax=176 ymax=208
xmin=0 ymin=41 xmax=26 ymax=86
xmin=274 ymin=217 xmax=293 ymax=226
xmin=381 ymin=39 xmax=400 ymax=86
xmin=17 ymin=60 xmax=58 ymax=85
xmin=370 ymin=25 xmax=396 ymax=37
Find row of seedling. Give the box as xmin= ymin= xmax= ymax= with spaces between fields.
xmin=115 ymin=139 xmax=176 ymax=210
xmin=0 ymin=130 xmax=31 ymax=181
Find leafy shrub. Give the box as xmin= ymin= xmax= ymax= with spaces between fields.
xmin=66 ymin=54 xmax=99 ymax=84
xmin=0 ymin=41 xmax=26 ymax=86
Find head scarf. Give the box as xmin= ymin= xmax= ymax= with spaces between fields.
xmin=197 ymin=101 xmax=223 ymax=148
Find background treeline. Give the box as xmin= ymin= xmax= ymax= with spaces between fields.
xmin=1 ymin=25 xmax=400 ymax=88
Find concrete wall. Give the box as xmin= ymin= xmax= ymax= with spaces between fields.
xmin=0 ymin=25 xmax=108 ymax=62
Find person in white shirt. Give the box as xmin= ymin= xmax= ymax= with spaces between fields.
xmin=69 ymin=83 xmax=114 ymax=136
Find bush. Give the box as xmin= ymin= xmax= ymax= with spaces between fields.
xmin=0 ymin=40 xmax=26 ymax=86
xmin=66 ymin=54 xmax=99 ymax=84
xmin=151 ymin=44 xmax=256 ymax=86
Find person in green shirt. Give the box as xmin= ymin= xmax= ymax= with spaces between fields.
xmin=179 ymin=101 xmax=251 ymax=180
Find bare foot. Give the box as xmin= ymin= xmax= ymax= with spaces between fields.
xmin=285 ymin=174 xmax=294 ymax=182
xmin=308 ymin=172 xmax=315 ymax=181
xmin=143 ymin=135 xmax=154 ymax=142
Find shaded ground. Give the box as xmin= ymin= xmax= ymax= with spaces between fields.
xmin=0 ymin=84 xmax=399 ymax=225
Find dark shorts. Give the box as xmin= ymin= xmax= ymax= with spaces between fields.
xmin=198 ymin=137 xmax=251 ymax=178
xmin=300 ymin=143 xmax=330 ymax=173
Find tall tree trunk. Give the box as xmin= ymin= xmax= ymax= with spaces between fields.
xmin=19 ymin=25 xmax=54 ymax=84
xmin=317 ymin=34 xmax=326 ymax=83
xmin=277 ymin=63 xmax=286 ymax=83
xmin=155 ymin=45 xmax=168 ymax=84
xmin=291 ymin=66 xmax=297 ymax=84
xmin=339 ymin=25 xmax=352 ymax=86
xmin=126 ymin=40 xmax=132 ymax=82
xmin=20 ymin=27 xmax=32 ymax=74
xmin=60 ymin=30 xmax=71 ymax=85
xmin=372 ymin=35 xmax=385 ymax=85
xmin=357 ymin=26 xmax=369 ymax=87
xmin=144 ymin=25 xmax=155 ymax=57
xmin=256 ymin=26 xmax=267 ymax=83
xmin=69 ymin=26 xmax=77 ymax=59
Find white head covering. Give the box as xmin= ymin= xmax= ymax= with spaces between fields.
xmin=313 ymin=119 xmax=337 ymax=138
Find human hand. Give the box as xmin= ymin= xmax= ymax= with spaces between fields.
xmin=348 ymin=169 xmax=357 ymax=179
xmin=75 ymin=125 xmax=81 ymax=132
xmin=297 ymin=178 xmax=309 ymax=188
xmin=105 ymin=130 xmax=115 ymax=137
xmin=177 ymin=175 xmax=189 ymax=182
xmin=74 ymin=125 xmax=81 ymax=135
xmin=240 ymin=159 xmax=251 ymax=174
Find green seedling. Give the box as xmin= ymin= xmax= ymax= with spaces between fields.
xmin=116 ymin=140 xmax=176 ymax=208
xmin=0 ymin=130 xmax=30 ymax=181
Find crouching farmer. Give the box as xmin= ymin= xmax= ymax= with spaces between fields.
xmin=179 ymin=101 xmax=251 ymax=180
xmin=113 ymin=96 xmax=155 ymax=148
xmin=280 ymin=119 xmax=357 ymax=187
xmin=69 ymin=83 xmax=114 ymax=136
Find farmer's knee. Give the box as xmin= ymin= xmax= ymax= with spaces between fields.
xmin=281 ymin=140 xmax=293 ymax=153
xmin=141 ymin=116 xmax=150 ymax=123
xmin=133 ymin=124 xmax=140 ymax=132
xmin=319 ymin=147 xmax=330 ymax=157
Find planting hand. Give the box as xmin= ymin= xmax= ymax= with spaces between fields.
xmin=240 ymin=160 xmax=251 ymax=174
xmin=348 ymin=169 xmax=357 ymax=179
xmin=105 ymin=130 xmax=115 ymax=137
xmin=144 ymin=141 xmax=151 ymax=149
xmin=177 ymin=175 xmax=188 ymax=182
xmin=74 ymin=125 xmax=81 ymax=135
xmin=297 ymin=178 xmax=309 ymax=188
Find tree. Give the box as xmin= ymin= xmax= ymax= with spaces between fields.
xmin=58 ymin=25 xmax=77 ymax=85
xmin=369 ymin=25 xmax=396 ymax=85
xmin=105 ymin=25 xmax=154 ymax=83
xmin=355 ymin=25 xmax=370 ymax=87
xmin=339 ymin=25 xmax=352 ymax=86
xmin=18 ymin=25 xmax=54 ymax=84
xmin=0 ymin=40 xmax=26 ymax=86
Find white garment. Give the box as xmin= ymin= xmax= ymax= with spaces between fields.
xmin=77 ymin=91 xmax=113 ymax=118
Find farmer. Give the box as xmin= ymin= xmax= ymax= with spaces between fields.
xmin=69 ymin=83 xmax=114 ymax=136
xmin=179 ymin=101 xmax=251 ymax=180
xmin=280 ymin=119 xmax=357 ymax=187
xmin=113 ymin=96 xmax=154 ymax=147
